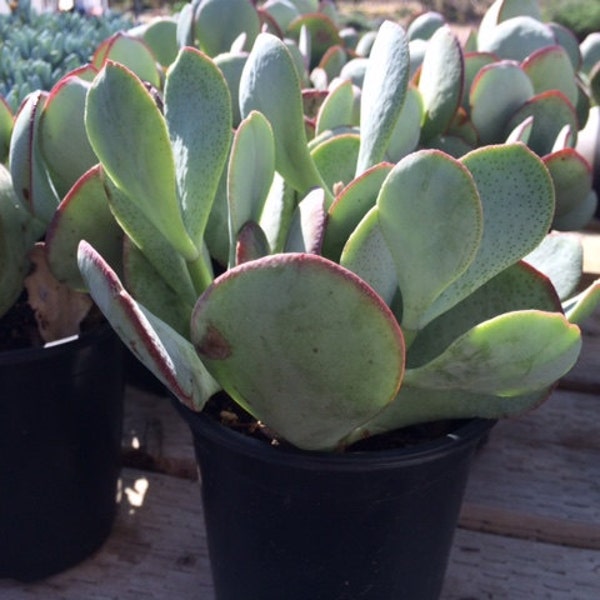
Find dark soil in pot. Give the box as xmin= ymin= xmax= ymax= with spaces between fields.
xmin=174 ymin=393 xmax=495 ymax=600
xmin=0 ymin=308 xmax=124 ymax=582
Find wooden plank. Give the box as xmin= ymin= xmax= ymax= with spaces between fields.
xmin=2 ymin=468 xmax=598 ymax=599
xmin=443 ymin=528 xmax=600 ymax=599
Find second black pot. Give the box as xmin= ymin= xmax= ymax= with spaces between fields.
xmin=0 ymin=325 xmax=124 ymax=581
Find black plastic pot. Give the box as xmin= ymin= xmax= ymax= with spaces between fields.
xmin=175 ymin=401 xmax=495 ymax=600
xmin=0 ymin=325 xmax=124 ymax=581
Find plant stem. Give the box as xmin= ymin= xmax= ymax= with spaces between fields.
xmin=187 ymin=253 xmax=214 ymax=295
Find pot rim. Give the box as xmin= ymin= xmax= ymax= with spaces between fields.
xmin=0 ymin=321 xmax=113 ymax=365
xmin=175 ymin=399 xmax=496 ymax=471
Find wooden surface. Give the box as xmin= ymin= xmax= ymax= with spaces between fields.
xmin=2 ymin=230 xmax=600 ymax=598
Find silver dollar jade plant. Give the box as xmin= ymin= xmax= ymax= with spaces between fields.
xmin=20 ymin=16 xmax=599 ymax=451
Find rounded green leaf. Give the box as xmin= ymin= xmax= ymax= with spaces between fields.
xmin=405 ymin=310 xmax=581 ymax=397
xmin=240 ymin=33 xmax=328 ymax=197
xmin=164 ymin=47 xmax=233 ymax=245
xmin=507 ymin=90 xmax=579 ymax=157
xmin=418 ymin=25 xmax=464 ymax=143
xmin=470 ymin=60 xmax=534 ymax=144
xmin=85 ymin=61 xmax=198 ymax=261
xmin=286 ymin=13 xmax=342 ymax=70
xmin=0 ymin=96 xmax=13 ymax=164
xmin=522 ymin=45 xmax=578 ymax=107
xmin=191 ymin=253 xmax=405 ymax=451
xmin=315 ymin=79 xmax=356 ymax=135
xmin=356 ymin=20 xmax=409 ymax=176
xmin=376 ymin=149 xmax=482 ymax=338
xmin=310 ymin=132 xmax=360 ymax=192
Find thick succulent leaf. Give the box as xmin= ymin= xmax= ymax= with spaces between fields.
xmin=407 ymin=11 xmax=445 ymax=41
xmin=9 ymin=91 xmax=59 ymax=224
xmin=286 ymin=13 xmax=342 ymax=70
xmin=104 ymin=177 xmax=198 ymax=306
xmin=552 ymin=189 xmax=598 ymax=231
xmin=191 ymin=253 xmax=405 ymax=451
xmin=376 ymin=150 xmax=482 ymax=340
xmin=563 ymin=279 xmax=600 ymax=325
xmin=258 ymin=172 xmax=298 ymax=254
xmin=228 ymin=110 xmax=275 ymax=265
xmin=575 ymin=105 xmax=600 ymax=178
xmin=418 ymin=25 xmax=464 ymax=143
xmin=214 ymin=52 xmax=248 ymax=128
xmin=318 ymin=45 xmax=347 ymax=82
xmin=548 ymin=23 xmax=581 ymax=71
xmin=0 ymin=96 xmax=13 ymax=164
xmin=580 ymin=32 xmax=600 ymax=75
xmin=240 ymin=33 xmax=329 ymax=197
xmin=176 ymin=2 xmax=195 ymax=47
xmin=322 ymin=162 xmax=392 ymax=262
xmin=407 ymin=261 xmax=562 ymax=369
xmin=131 ymin=17 xmax=179 ymax=67
xmin=194 ymin=0 xmax=260 ymax=56
xmin=522 ymin=45 xmax=578 ymax=107
xmin=349 ymin=384 xmax=549 ymax=439
xmin=477 ymin=0 xmax=542 ymax=45
xmin=78 ymin=240 xmax=220 ymax=410
xmin=123 ymin=239 xmax=193 ymax=336
xmin=524 ymin=232 xmax=582 ymax=301
xmin=45 ymin=165 xmax=123 ymax=291
xmin=470 ymin=61 xmax=534 ymax=144
xmin=340 ymin=206 xmax=398 ymax=306
xmin=92 ymin=33 xmax=161 ymax=89
xmin=424 ymin=143 xmax=554 ymax=323
xmin=506 ymin=91 xmax=579 ymax=157
xmin=261 ymin=0 xmax=300 ymax=31
xmin=85 ymin=61 xmax=198 ymax=261
xmin=405 ymin=310 xmax=581 ymax=397
xmin=315 ymin=79 xmax=356 ymax=135
xmin=284 ymin=188 xmax=327 ymax=254
xmin=310 ymin=132 xmax=360 ymax=193
xmin=543 ymin=149 xmax=592 ymax=218
xmin=0 ymin=165 xmax=43 ymax=318
xmin=385 ymin=84 xmax=423 ymax=163
xmin=39 ymin=75 xmax=97 ymax=199
xmin=506 ymin=116 xmax=534 ymax=144
xmin=164 ymin=47 xmax=233 ymax=245
xmin=356 ymin=20 xmax=410 ymax=176
xmin=478 ymin=16 xmax=555 ymax=62
xmin=461 ymin=52 xmax=496 ymax=112
xmin=235 ymin=220 xmax=270 ymax=265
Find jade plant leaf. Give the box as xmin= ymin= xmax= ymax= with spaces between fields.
xmin=194 ymin=0 xmax=260 ymax=56
xmin=9 ymin=91 xmax=60 ymax=225
xmin=543 ymin=149 xmax=592 ymax=218
xmin=239 ymin=33 xmax=329 ymax=198
xmin=407 ymin=261 xmax=563 ymax=369
xmin=407 ymin=11 xmax=445 ymax=41
xmin=0 ymin=96 xmax=13 ymax=164
xmin=103 ymin=177 xmax=198 ymax=308
xmin=461 ymin=52 xmax=496 ymax=112
xmin=85 ymin=60 xmax=199 ymax=262
xmin=478 ymin=16 xmax=555 ymax=62
xmin=190 ymin=253 xmax=405 ymax=451
xmin=0 ymin=164 xmax=42 ymax=318
xmin=563 ymin=279 xmax=600 ymax=325
xmin=227 ymin=110 xmax=275 ymax=265
xmin=522 ymin=45 xmax=578 ymax=107
xmin=131 ymin=17 xmax=179 ymax=67
xmin=376 ymin=149 xmax=482 ymax=341
xmin=424 ymin=143 xmax=554 ymax=323
xmin=355 ymin=20 xmax=409 ymax=176
xmin=164 ymin=47 xmax=233 ymax=246
xmin=310 ymin=132 xmax=360 ymax=192
xmin=92 ymin=32 xmax=161 ymax=89
xmin=322 ymin=161 xmax=393 ymax=262
xmin=315 ymin=79 xmax=356 ymax=135
xmin=284 ymin=188 xmax=327 ymax=254
xmin=418 ymin=25 xmax=464 ymax=143
xmin=286 ymin=13 xmax=342 ymax=70
xmin=470 ymin=61 xmax=534 ymax=144
xmin=404 ymin=310 xmax=581 ymax=397
xmin=477 ymin=0 xmax=542 ymax=46
xmin=78 ymin=240 xmax=220 ymax=410
xmin=39 ymin=74 xmax=98 ymax=199
xmin=506 ymin=91 xmax=579 ymax=157
xmin=340 ymin=206 xmax=398 ymax=306
xmin=45 ymin=165 xmax=123 ymax=291
xmin=385 ymin=84 xmax=423 ymax=163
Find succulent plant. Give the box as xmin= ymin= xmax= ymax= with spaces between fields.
xmin=29 ymin=18 xmax=593 ymax=452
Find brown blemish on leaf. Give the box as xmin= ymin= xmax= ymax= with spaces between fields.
xmin=196 ymin=324 xmax=231 ymax=360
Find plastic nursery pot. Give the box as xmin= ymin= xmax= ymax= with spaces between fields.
xmin=174 ymin=399 xmax=495 ymax=600
xmin=0 ymin=325 xmax=124 ymax=581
